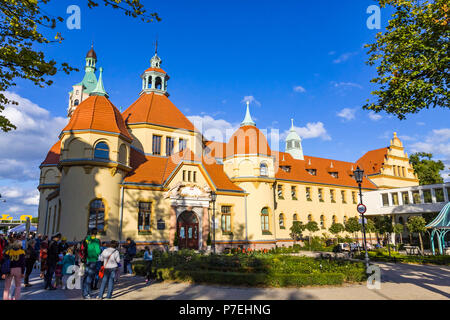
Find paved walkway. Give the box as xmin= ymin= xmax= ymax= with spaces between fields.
xmin=1 ymin=262 xmax=449 ymax=300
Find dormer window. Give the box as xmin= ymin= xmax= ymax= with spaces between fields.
xmin=260 ymin=163 xmax=268 ymax=176
xmin=281 ymin=166 xmax=291 ymax=173
xmin=307 ymin=169 xmax=317 ymax=176
xmin=330 ymin=172 xmax=338 ymax=178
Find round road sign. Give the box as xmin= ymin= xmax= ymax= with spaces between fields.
xmin=357 ymin=203 xmax=366 ymax=214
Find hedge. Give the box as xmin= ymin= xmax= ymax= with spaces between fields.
xmin=355 ymin=251 xmax=450 ymax=265
xmin=132 ymin=263 xmax=346 ymax=287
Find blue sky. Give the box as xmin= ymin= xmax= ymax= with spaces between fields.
xmin=1 ymin=0 xmax=449 ymax=218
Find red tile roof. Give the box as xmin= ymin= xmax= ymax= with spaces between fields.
xmin=122 ymin=93 xmax=196 ymax=131
xmin=144 ymin=67 xmax=167 ymax=74
xmin=226 ymin=126 xmax=272 ymax=156
xmin=62 ymin=96 xmax=132 ymax=140
xmin=41 ymin=141 xmax=61 ymax=166
xmin=274 ymin=152 xmax=377 ymax=189
xmin=124 ymin=148 xmax=242 ymax=192
xmin=356 ymin=147 xmax=389 ymax=175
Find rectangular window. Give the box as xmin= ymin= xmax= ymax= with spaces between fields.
xmin=423 ymin=189 xmax=432 ymax=203
xmin=435 ymin=188 xmax=445 ymax=202
xmin=166 ymin=137 xmax=174 ymax=156
xmin=193 ymin=171 xmax=197 ymax=183
xmin=382 ymin=193 xmax=389 ymax=207
xmin=152 ymin=135 xmax=161 ymax=155
xmin=330 ymin=189 xmax=335 ymax=203
xmin=261 ymin=214 xmax=269 ymax=232
xmin=291 ymin=186 xmax=297 ymax=200
xmin=341 ymin=190 xmax=346 ymax=203
xmin=277 ymin=184 xmax=283 ymax=199
xmin=412 ymin=191 xmax=421 ymax=204
xmin=179 ymin=138 xmax=186 ymax=152
xmin=352 ymin=191 xmax=357 ymax=204
xmin=221 ymin=206 xmax=231 ymax=232
xmin=306 ymin=187 xmax=311 ymax=201
xmin=391 ymin=193 xmax=399 ymax=205
xmin=402 ymin=192 xmax=409 ymax=205
xmin=138 ymin=202 xmax=151 ymax=231
xmin=182 ymin=170 xmax=186 ymax=181
xmin=318 ymin=188 xmax=323 ymax=202
xmin=188 ymin=171 xmax=191 ymax=182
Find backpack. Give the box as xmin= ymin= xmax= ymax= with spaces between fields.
xmin=79 ymin=239 xmax=88 ymax=263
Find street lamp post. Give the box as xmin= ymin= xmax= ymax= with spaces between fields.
xmin=211 ymin=191 xmax=217 ymax=254
xmin=353 ymin=166 xmax=370 ymax=268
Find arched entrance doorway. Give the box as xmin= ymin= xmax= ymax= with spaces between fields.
xmin=177 ymin=210 xmax=199 ymax=250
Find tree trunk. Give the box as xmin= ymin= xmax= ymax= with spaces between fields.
xmin=387 ymin=233 xmax=391 ymax=257
xmin=418 ymin=232 xmax=424 ymax=256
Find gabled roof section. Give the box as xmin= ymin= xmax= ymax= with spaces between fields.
xmin=124 ymin=148 xmax=243 ymax=192
xmin=356 ymin=147 xmax=389 ymax=176
xmin=274 ymin=151 xmax=377 ymax=189
xmin=122 ymin=92 xmax=195 ymax=131
xmin=62 ymin=96 xmax=132 ymax=140
xmin=41 ymin=141 xmax=61 ymax=166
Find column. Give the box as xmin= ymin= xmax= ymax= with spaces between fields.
xmin=398 ymin=192 xmax=403 ymax=206
xmin=202 ymin=206 xmax=209 ymax=249
xmin=419 ymin=189 xmax=425 ymax=204
xmin=431 ymin=188 xmax=436 ymax=203
xmin=169 ymin=205 xmax=177 ymax=247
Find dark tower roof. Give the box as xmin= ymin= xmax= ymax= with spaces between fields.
xmin=86 ymin=46 xmax=97 ymax=60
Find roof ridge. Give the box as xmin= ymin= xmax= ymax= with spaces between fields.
xmin=146 ymin=93 xmax=154 ymax=123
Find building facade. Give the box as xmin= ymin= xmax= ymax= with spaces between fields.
xmin=37 ymin=47 xmax=419 ymax=250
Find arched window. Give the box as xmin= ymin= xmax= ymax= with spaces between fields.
xmin=74 ymin=99 xmax=79 ymax=106
xmin=147 ymin=76 xmax=152 ymax=89
xmin=332 ymin=215 xmax=337 ymax=224
xmin=279 ymin=213 xmax=285 ymax=228
xmin=343 ymin=215 xmax=348 ymax=224
xmin=155 ymin=77 xmax=162 ymax=90
xmin=293 ymin=213 xmax=298 ymax=221
xmin=89 ymin=199 xmax=105 ymax=233
xmin=261 ymin=208 xmax=269 ymax=232
xmin=320 ymin=215 xmax=325 ymax=228
xmin=307 ymin=214 xmax=312 ymax=222
xmin=94 ymin=142 xmax=109 ymax=159
xmin=260 ymin=163 xmax=268 ymax=176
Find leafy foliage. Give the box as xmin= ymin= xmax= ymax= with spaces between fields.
xmin=328 ymin=223 xmax=345 ymax=235
xmin=364 ymin=0 xmax=449 ymax=119
xmin=409 ymin=152 xmax=445 ymax=185
xmin=0 ymin=0 xmax=160 ymax=132
xmin=344 ymin=217 xmax=360 ymax=234
xmin=290 ymin=221 xmax=306 ymax=240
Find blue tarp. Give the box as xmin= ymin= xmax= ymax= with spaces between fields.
xmin=7 ymin=223 xmax=37 ymax=234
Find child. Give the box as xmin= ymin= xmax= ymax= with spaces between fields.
xmin=143 ymin=246 xmax=153 ymax=284
xmin=54 ymin=253 xmax=64 ymax=288
xmin=62 ymin=248 xmax=76 ymax=289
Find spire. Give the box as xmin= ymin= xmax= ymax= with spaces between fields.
xmin=90 ymin=67 xmax=109 ymax=98
xmin=240 ymin=101 xmax=256 ymax=127
xmin=285 ymin=118 xmax=304 ymax=160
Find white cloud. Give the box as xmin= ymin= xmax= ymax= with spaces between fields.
xmin=410 ymin=128 xmax=450 ymax=159
xmin=332 ymin=82 xmax=363 ymax=89
xmin=333 ymin=52 xmax=358 ymax=64
xmin=282 ymin=122 xmax=331 ymax=141
xmin=241 ymin=95 xmax=261 ymax=107
xmin=368 ymin=111 xmax=382 ymax=121
xmin=187 ymin=115 xmax=239 ymax=142
xmin=337 ymin=108 xmax=356 ymax=121
xmin=293 ymin=85 xmax=306 ymax=93
xmin=0 ymin=92 xmax=67 ymax=218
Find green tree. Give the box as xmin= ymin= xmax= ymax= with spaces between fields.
xmin=0 ymin=0 xmax=160 ymax=132
xmin=31 ymin=217 xmax=39 ymax=224
xmin=305 ymin=221 xmax=319 ymax=247
xmin=364 ymin=0 xmax=449 ymax=119
xmin=406 ymin=216 xmax=427 ymax=254
xmin=290 ymin=221 xmax=306 ymax=244
xmin=345 ymin=217 xmax=360 ymax=240
xmin=374 ymin=216 xmax=394 ymax=256
xmin=393 ymin=223 xmax=404 ymax=244
xmin=328 ymin=223 xmax=345 ymax=239
xmin=409 ymin=152 xmax=445 ymax=185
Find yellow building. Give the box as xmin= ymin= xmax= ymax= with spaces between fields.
xmin=37 ymin=47 xmax=418 ymax=250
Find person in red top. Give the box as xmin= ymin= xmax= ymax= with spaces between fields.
xmin=39 ymin=237 xmax=48 ymax=279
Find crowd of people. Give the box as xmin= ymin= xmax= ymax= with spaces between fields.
xmin=0 ymin=228 xmax=152 ymax=300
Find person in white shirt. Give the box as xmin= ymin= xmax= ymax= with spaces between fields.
xmin=97 ymin=240 xmax=121 ymax=299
